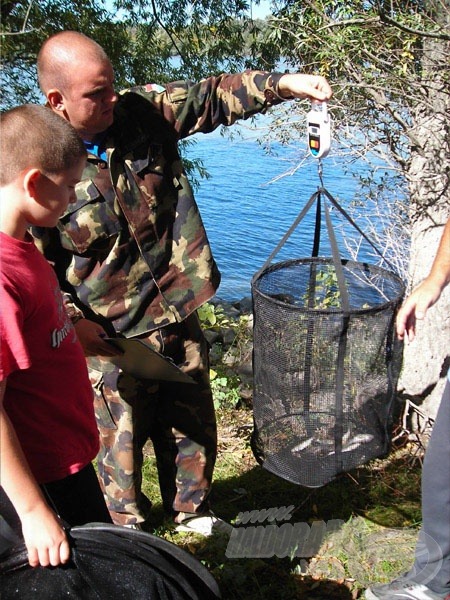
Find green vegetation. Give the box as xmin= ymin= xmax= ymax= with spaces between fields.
xmin=141 ymin=303 xmax=422 ymax=599
xmin=309 ymin=265 xmax=342 ymax=310
xmin=198 ymin=302 xmax=253 ymax=410
xmin=142 ymin=409 xmax=422 ymax=599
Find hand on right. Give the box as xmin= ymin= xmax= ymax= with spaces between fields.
xmin=396 ymin=280 xmax=442 ymax=342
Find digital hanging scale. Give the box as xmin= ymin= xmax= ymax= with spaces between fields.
xmin=307 ymin=100 xmax=331 ymax=159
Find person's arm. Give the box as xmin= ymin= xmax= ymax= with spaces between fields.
xmin=0 ymin=379 xmax=70 ymax=567
xmin=130 ymin=71 xmax=332 ymax=139
xmin=397 ymin=218 xmax=450 ymax=341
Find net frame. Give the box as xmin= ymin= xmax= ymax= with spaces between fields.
xmin=251 ymin=187 xmax=405 ymax=487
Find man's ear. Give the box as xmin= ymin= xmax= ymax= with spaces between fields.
xmin=47 ymin=89 xmax=65 ymax=112
xmin=23 ymin=168 xmax=42 ymax=199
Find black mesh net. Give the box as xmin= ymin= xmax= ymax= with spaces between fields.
xmin=0 ymin=523 xmax=221 ymax=599
xmin=251 ymin=257 xmax=405 ymax=487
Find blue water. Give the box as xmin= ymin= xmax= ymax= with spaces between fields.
xmin=186 ymin=124 xmax=386 ymax=301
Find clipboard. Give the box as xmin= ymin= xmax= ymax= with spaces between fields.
xmin=104 ymin=338 xmax=196 ymax=384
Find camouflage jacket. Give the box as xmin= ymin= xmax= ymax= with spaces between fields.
xmin=33 ymin=71 xmax=287 ymax=337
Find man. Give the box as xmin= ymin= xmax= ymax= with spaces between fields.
xmin=365 ymin=217 xmax=450 ymax=599
xmin=35 ymin=30 xmax=332 ymax=534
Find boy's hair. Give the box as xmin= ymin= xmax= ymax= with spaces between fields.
xmin=0 ymin=104 xmax=86 ymax=186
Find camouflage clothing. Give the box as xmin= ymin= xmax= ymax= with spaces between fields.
xmin=32 ymin=71 xmax=286 ymax=523
xmin=89 ymin=313 xmax=216 ymax=524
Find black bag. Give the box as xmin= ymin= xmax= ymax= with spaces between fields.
xmin=0 ymin=523 xmax=221 ymax=599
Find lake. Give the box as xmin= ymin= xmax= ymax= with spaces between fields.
xmin=186 ymin=122 xmax=390 ymax=302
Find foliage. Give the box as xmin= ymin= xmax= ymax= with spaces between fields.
xmin=198 ymin=302 xmax=251 ymax=349
xmin=210 ymin=369 xmax=242 ymax=409
xmin=0 ymin=0 xmax=275 ymax=108
xmin=258 ymin=1 xmax=449 ymax=206
xmin=197 ymin=301 xmax=230 ymax=329
xmin=1 ymin=1 xmax=131 ymax=106
xmin=304 ymin=264 xmax=342 ymax=309
xmin=198 ymin=302 xmax=253 ymax=409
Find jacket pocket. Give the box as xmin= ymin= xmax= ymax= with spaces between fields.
xmin=57 ymin=181 xmax=122 ymax=255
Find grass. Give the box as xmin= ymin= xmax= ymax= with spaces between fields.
xmin=139 ymin=407 xmax=423 ymax=599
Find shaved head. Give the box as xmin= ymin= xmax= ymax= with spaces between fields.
xmin=36 ymin=31 xmax=117 ymax=140
xmin=37 ymin=31 xmax=110 ymax=95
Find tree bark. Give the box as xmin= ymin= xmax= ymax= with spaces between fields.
xmin=399 ymin=2 xmax=450 ymax=419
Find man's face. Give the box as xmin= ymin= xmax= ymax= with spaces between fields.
xmin=58 ymin=58 xmax=117 ymax=141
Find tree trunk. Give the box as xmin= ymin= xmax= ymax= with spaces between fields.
xmin=398 ymin=3 xmax=450 ymax=419
xmin=399 ymin=207 xmax=450 ymax=420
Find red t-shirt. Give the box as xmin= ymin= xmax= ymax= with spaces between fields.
xmin=0 ymin=232 xmax=99 ymax=483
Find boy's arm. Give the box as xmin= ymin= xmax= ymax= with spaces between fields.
xmin=0 ymin=379 xmax=70 ymax=567
xmin=397 ymin=218 xmax=450 ymax=341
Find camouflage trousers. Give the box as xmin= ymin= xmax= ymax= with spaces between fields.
xmin=87 ymin=313 xmax=217 ymax=526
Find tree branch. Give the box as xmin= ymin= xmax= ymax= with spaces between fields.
xmin=149 ymin=0 xmax=186 ymax=62
xmin=379 ymin=11 xmax=450 ymax=41
xmin=1 ymin=0 xmax=36 ymax=34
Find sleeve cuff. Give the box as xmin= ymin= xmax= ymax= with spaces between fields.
xmin=263 ymin=73 xmax=293 ymax=106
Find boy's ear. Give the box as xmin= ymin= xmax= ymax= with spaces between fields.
xmin=47 ymin=89 xmax=65 ymax=112
xmin=23 ymin=168 xmax=42 ymax=199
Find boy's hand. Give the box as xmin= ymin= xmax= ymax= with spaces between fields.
xmin=21 ymin=506 xmax=70 ymax=567
xmin=0 ymin=388 xmax=70 ymax=568
xmin=73 ymin=318 xmax=122 ymax=357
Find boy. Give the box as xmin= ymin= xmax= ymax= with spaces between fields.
xmin=0 ymin=104 xmax=112 ymax=569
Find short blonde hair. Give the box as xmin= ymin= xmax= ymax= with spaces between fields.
xmin=0 ymin=104 xmax=86 ymax=186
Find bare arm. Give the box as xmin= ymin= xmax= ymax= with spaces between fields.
xmin=397 ymin=218 xmax=450 ymax=341
xmin=0 ymin=379 xmax=70 ymax=567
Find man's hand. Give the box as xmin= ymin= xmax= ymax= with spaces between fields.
xmin=73 ymin=319 xmax=122 ymax=357
xmin=278 ymin=73 xmax=332 ymax=102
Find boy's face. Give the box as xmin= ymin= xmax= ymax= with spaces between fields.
xmin=31 ymin=158 xmax=85 ymax=227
